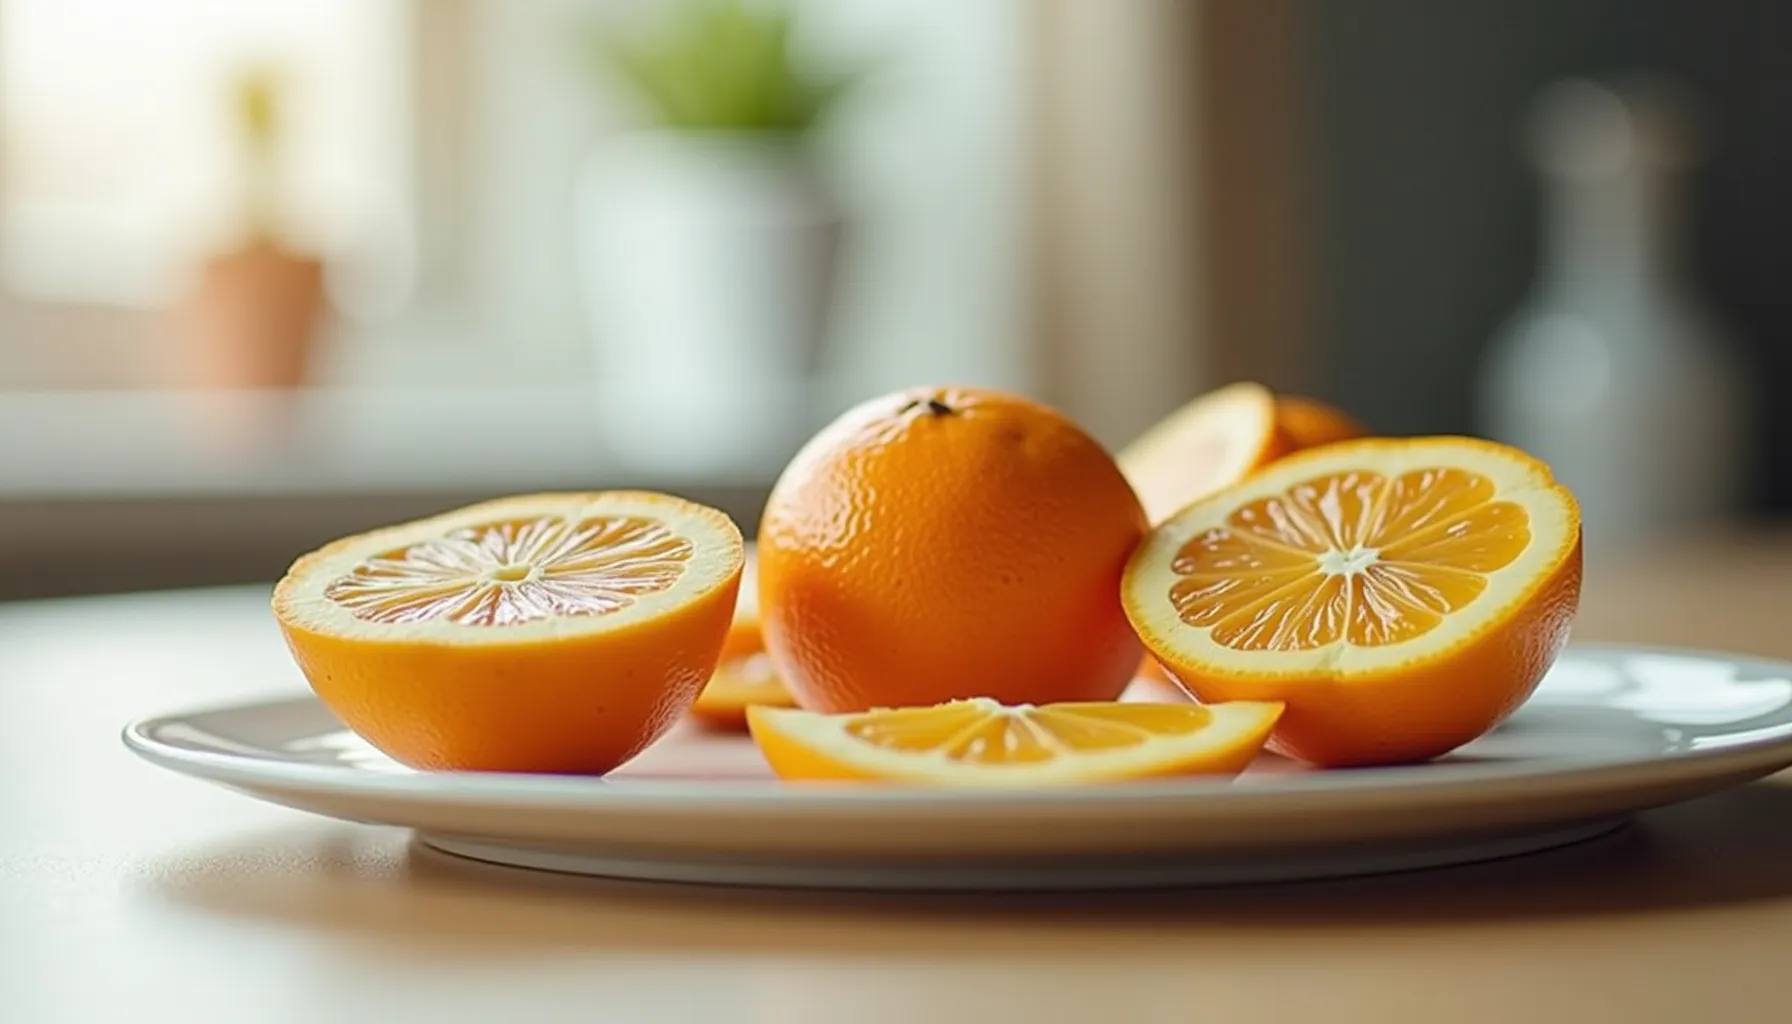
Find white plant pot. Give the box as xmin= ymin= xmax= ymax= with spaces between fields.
xmin=577 ymin=132 xmax=842 ymax=477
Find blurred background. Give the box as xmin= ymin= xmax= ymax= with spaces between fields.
xmin=0 ymin=0 xmax=1787 ymax=600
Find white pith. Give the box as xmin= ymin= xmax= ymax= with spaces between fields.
xmin=1318 ymin=547 xmax=1380 ymax=576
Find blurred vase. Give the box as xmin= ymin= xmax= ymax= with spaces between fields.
xmin=577 ymin=132 xmax=842 ymax=476
xmin=1477 ymin=78 xmax=1747 ymax=551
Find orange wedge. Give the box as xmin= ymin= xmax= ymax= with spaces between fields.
xmin=688 ymin=611 xmax=796 ymax=729
xmin=1275 ymin=395 xmax=1369 ymax=450
xmin=747 ymin=698 xmax=1282 ymax=786
xmin=1122 ymin=437 xmax=1582 ymax=767
xmin=273 ymin=492 xmax=744 ymax=773
xmin=1118 ymin=381 xmax=1292 ymax=524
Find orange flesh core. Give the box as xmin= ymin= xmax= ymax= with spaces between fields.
xmin=323 ymin=515 xmax=692 ymax=625
xmin=842 ymin=702 xmax=1215 ymax=765
xmin=1167 ymin=468 xmax=1528 ymax=651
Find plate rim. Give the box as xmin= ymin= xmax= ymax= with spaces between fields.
xmin=122 ymin=641 xmax=1792 ymax=816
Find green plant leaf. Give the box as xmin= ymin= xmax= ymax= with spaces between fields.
xmin=577 ymin=0 xmax=860 ymax=134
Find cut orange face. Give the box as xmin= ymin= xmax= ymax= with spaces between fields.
xmin=1122 ymin=437 xmax=1582 ymax=767
xmin=747 ymin=699 xmax=1282 ymax=786
xmin=1118 ymin=381 xmax=1292 ymax=524
xmin=688 ymin=610 xmax=796 ymax=730
xmin=273 ymin=492 xmax=744 ymax=774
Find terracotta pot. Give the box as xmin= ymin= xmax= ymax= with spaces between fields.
xmin=172 ymin=240 xmax=325 ymax=390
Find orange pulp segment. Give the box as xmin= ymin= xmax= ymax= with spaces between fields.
xmin=748 ymin=698 xmax=1282 ymax=785
xmin=1122 ymin=437 xmax=1581 ymax=767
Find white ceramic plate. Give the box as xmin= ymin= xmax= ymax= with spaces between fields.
xmin=124 ymin=643 xmax=1792 ymax=890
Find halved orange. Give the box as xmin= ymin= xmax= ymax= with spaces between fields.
xmin=747 ymin=698 xmax=1282 ymax=785
xmin=273 ymin=492 xmax=744 ymax=773
xmin=1122 ymin=437 xmax=1581 ymax=767
xmin=1118 ymin=381 xmax=1292 ymax=524
xmin=688 ymin=610 xmax=796 ymax=729
xmin=1275 ymin=395 xmax=1369 ymax=450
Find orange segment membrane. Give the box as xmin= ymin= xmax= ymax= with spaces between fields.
xmin=1168 ymin=468 xmax=1529 ymax=651
xmin=1377 ymin=499 xmax=1530 ymax=571
xmin=842 ymin=702 xmax=1216 ymax=765
xmin=324 ymin=516 xmax=691 ymax=626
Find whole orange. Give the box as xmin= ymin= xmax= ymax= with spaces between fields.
xmin=757 ymin=386 xmax=1148 ymax=712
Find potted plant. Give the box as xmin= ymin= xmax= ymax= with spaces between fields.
xmin=172 ymin=66 xmax=327 ymax=392
xmin=574 ymin=0 xmax=858 ymax=475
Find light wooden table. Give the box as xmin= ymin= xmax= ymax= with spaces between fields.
xmin=4 ymin=534 xmax=1792 ymax=1023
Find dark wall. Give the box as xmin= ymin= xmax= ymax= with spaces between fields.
xmin=1305 ymin=0 xmax=1792 ymax=512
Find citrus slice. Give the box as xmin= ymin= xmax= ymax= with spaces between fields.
xmin=1274 ymin=395 xmax=1369 ymax=450
xmin=273 ymin=491 xmax=744 ymax=773
xmin=1122 ymin=437 xmax=1582 ymax=767
xmin=747 ymin=698 xmax=1282 ymax=785
xmin=688 ymin=611 xmax=796 ymax=730
xmin=1118 ymin=381 xmax=1292 ymax=524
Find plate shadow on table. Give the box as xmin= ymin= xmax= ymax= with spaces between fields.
xmin=136 ymin=779 xmax=1792 ymax=959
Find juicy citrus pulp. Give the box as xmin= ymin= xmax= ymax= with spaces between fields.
xmin=1166 ymin=465 xmax=1531 ymax=651
xmin=274 ymin=491 xmax=744 ymax=773
xmin=748 ymin=698 xmax=1282 ymax=785
xmin=322 ymin=514 xmax=693 ymax=626
xmin=1123 ymin=437 xmax=1581 ymax=767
